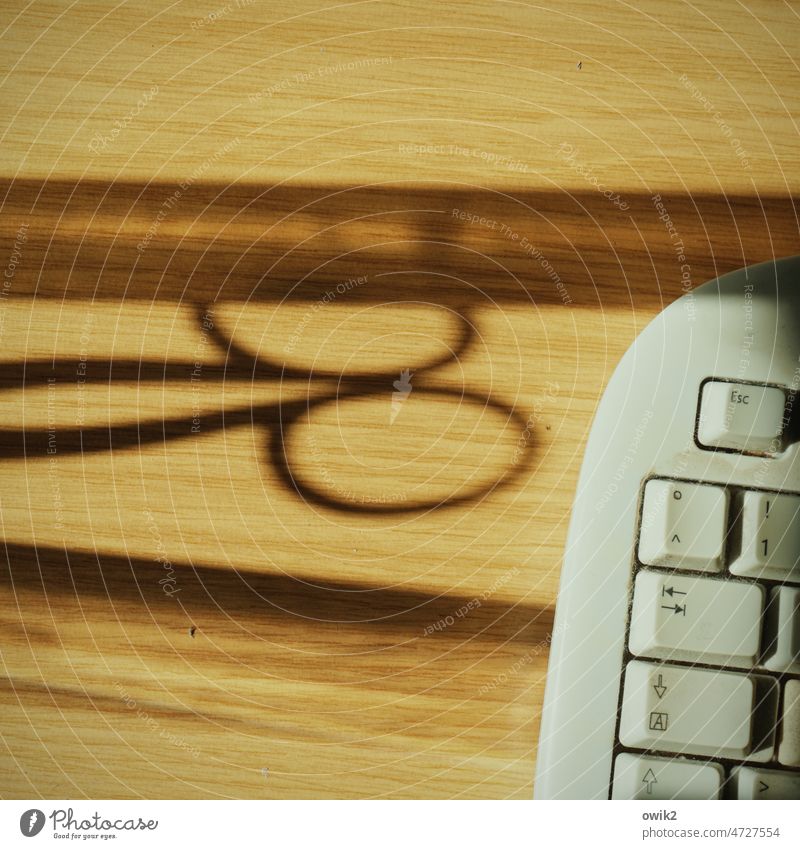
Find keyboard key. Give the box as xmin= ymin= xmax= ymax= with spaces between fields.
xmin=639 ymin=480 xmax=728 ymax=572
xmin=732 ymin=766 xmax=800 ymax=799
xmin=619 ymin=661 xmax=757 ymax=759
xmin=629 ymin=570 xmax=763 ymax=667
xmin=697 ymin=381 xmax=787 ymax=454
xmin=612 ymin=753 xmax=723 ymax=799
xmin=778 ymin=679 xmax=800 ymax=767
xmin=761 ymin=586 xmax=800 ymax=673
xmin=731 ymin=490 xmax=800 ymax=583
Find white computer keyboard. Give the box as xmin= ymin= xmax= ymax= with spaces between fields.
xmin=535 ymin=257 xmax=800 ymax=799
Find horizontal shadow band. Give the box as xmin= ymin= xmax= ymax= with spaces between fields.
xmin=1 ymin=178 xmax=797 ymax=308
xmin=0 ymin=541 xmax=554 ymax=645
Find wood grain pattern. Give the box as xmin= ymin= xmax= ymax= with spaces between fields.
xmin=0 ymin=0 xmax=798 ymax=798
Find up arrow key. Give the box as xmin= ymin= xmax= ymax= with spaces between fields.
xmin=642 ymin=768 xmax=658 ymax=795
xmin=671 ymin=533 xmax=681 ymax=543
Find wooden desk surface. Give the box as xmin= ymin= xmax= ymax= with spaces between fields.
xmin=0 ymin=0 xmax=798 ymax=798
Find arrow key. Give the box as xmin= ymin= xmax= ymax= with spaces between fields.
xmin=612 ymin=753 xmax=723 ymax=799
xmin=732 ymin=767 xmax=800 ymax=800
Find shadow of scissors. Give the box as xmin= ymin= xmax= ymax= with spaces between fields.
xmin=0 ymin=301 xmax=534 ymax=515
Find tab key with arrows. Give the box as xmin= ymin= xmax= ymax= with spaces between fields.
xmin=629 ymin=570 xmax=764 ymax=666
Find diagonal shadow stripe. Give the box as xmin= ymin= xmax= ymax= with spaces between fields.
xmin=0 ymin=541 xmax=554 ymax=644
